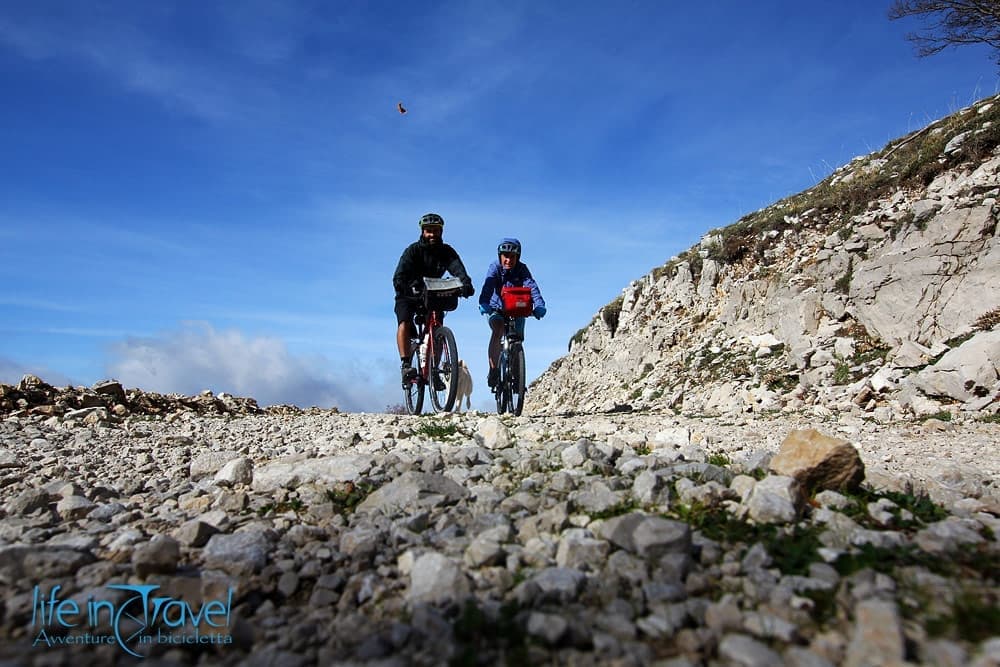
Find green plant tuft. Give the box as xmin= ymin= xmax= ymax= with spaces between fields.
xmin=839 ymin=485 xmax=948 ymax=528
xmin=325 ymin=481 xmax=376 ymax=515
xmin=590 ymin=498 xmax=640 ymax=520
xmin=449 ymin=600 xmax=528 ymax=667
xmin=926 ymin=589 xmax=1000 ymax=643
xmin=416 ymin=419 xmax=460 ymax=440
xmin=602 ymin=295 xmax=625 ymax=337
xmin=834 ymin=257 xmax=853 ymax=294
xmin=918 ymin=410 xmax=953 ymax=423
xmin=257 ymin=497 xmax=305 ymax=517
xmin=665 ymin=504 xmax=823 ymax=575
xmin=706 ymin=452 xmax=731 ymax=467
xmin=832 ymin=361 xmax=852 ymax=385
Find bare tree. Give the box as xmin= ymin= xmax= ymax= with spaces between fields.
xmin=889 ymin=0 xmax=1000 ymax=64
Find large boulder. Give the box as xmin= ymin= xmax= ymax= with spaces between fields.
xmin=769 ymin=429 xmax=865 ymax=493
xmin=912 ymin=330 xmax=1000 ymax=404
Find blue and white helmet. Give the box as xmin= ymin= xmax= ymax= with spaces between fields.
xmin=497 ymin=238 xmax=521 ymax=256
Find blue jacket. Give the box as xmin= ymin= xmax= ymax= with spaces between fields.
xmin=478 ymin=260 xmax=545 ymax=313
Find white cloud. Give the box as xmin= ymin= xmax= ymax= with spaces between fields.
xmin=105 ymin=322 xmax=399 ymax=412
xmin=0 ymin=8 xmax=269 ymax=123
xmin=0 ymin=297 xmax=85 ymax=313
xmin=0 ymin=356 xmax=72 ymax=387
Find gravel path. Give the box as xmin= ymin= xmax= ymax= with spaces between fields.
xmin=1 ymin=409 xmax=997 ymax=665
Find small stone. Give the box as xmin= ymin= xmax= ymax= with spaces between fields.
xmin=56 ymin=495 xmax=95 ymax=521
xmin=132 ymin=534 xmax=181 ymax=578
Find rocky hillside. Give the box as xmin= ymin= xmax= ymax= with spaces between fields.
xmin=529 ymin=95 xmax=1000 ymax=419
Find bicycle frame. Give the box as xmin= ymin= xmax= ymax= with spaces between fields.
xmin=499 ymin=314 xmax=521 ymax=349
xmin=413 ymin=308 xmax=444 ymax=382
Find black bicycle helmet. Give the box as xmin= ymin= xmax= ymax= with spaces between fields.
xmin=497 ymin=238 xmax=521 ymax=256
xmin=419 ymin=213 xmax=444 ymax=227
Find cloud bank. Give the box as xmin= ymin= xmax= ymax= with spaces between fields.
xmin=0 ymin=357 xmax=73 ymax=388
xmin=105 ymin=322 xmax=396 ymax=412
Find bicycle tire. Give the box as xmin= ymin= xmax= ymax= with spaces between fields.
xmin=497 ymin=350 xmax=513 ymax=414
xmin=403 ymin=348 xmax=425 ymax=415
xmin=429 ymin=326 xmax=460 ymax=412
xmin=494 ymin=351 xmax=507 ymax=413
xmin=510 ymin=343 xmax=526 ymax=416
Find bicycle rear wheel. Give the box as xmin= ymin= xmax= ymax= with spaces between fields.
xmin=429 ymin=326 xmax=460 ymax=412
xmin=403 ymin=348 xmax=424 ymax=415
xmin=510 ymin=343 xmax=526 ymax=416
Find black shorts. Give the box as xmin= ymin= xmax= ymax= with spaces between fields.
xmin=395 ymin=297 xmax=420 ymax=325
xmin=395 ymin=297 xmax=449 ymax=329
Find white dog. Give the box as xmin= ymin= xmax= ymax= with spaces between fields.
xmin=454 ymin=360 xmax=473 ymax=412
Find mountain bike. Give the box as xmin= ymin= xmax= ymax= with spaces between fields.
xmin=492 ymin=286 xmax=532 ymax=416
xmin=403 ymin=277 xmax=463 ymax=414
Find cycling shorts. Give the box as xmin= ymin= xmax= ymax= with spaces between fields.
xmin=394 ymin=297 xmax=420 ymax=326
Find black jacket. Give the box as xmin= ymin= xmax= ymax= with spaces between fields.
xmin=392 ymin=237 xmax=472 ymax=298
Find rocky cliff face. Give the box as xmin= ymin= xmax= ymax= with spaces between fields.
xmin=529 ymin=95 xmax=1000 ymax=419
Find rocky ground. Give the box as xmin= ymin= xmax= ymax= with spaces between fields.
xmin=0 ymin=378 xmax=998 ymax=666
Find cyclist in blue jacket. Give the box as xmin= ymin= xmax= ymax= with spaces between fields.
xmin=478 ymin=238 xmax=546 ymax=388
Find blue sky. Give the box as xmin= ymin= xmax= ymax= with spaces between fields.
xmin=1 ymin=1 xmax=997 ymax=412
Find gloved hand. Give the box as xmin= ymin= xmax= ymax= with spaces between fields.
xmin=533 ymin=306 xmax=547 ymax=319
xmin=462 ymin=282 xmax=475 ymax=298
xmin=479 ymin=304 xmax=490 ymax=316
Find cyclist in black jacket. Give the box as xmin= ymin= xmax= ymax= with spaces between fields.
xmin=393 ymin=213 xmax=475 ymax=383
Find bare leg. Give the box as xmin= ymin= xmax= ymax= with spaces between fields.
xmin=488 ymin=319 xmax=503 ymax=369
xmin=397 ymin=321 xmax=413 ymax=359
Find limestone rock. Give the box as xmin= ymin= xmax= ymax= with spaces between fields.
xmin=769 ymin=429 xmax=865 ymax=493
xmin=406 ymin=552 xmax=470 ymax=604
xmin=912 ymin=330 xmax=1000 ymax=403
xmin=475 ymin=415 xmax=513 ymax=450
xmin=357 ymin=471 xmax=468 ymax=515
xmin=746 ymin=475 xmax=802 ymax=524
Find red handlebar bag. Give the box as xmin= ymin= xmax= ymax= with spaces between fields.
xmin=500 ymin=286 xmax=533 ymax=317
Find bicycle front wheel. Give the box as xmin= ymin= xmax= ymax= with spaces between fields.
xmin=429 ymin=326 xmax=460 ymax=412
xmin=510 ymin=343 xmax=526 ymax=416
xmin=495 ymin=350 xmax=510 ymax=414
xmin=403 ymin=348 xmax=425 ymax=415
